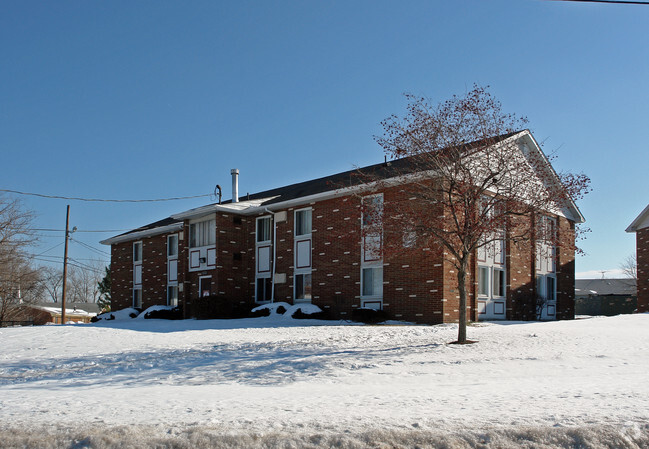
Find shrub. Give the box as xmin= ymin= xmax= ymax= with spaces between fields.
xmin=143 ymin=307 xmax=183 ymax=320
xmin=291 ymin=308 xmax=329 ymax=320
xmin=249 ymin=307 xmax=271 ymax=318
xmin=351 ymin=307 xmax=389 ymax=324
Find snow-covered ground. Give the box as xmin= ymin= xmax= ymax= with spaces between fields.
xmin=1 ymin=313 xmax=648 ymax=448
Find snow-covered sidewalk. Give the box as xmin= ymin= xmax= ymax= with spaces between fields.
xmin=1 ymin=314 xmax=648 ymax=447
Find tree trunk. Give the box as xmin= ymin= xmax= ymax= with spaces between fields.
xmin=456 ymin=258 xmax=469 ymax=343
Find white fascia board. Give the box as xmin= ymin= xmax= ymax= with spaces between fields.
xmin=240 ymin=174 xmax=424 ymax=215
xmin=626 ymin=203 xmax=649 ymax=232
xmin=100 ymin=222 xmax=184 ymax=246
xmin=170 ymin=198 xmax=278 ymax=220
xmin=515 ymin=131 xmax=586 ymax=224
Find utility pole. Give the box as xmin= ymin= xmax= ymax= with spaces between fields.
xmin=61 ymin=205 xmax=70 ymax=324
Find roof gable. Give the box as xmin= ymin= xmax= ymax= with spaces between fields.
xmin=626 ymin=203 xmax=649 ymax=233
xmin=102 ymin=130 xmax=585 ymax=244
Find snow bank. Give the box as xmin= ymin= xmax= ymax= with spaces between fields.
xmin=93 ymin=307 xmax=140 ymax=321
xmin=135 ymin=305 xmax=176 ymax=320
xmin=2 ymin=314 xmax=649 ymax=448
xmin=251 ymin=301 xmax=323 ymax=318
xmin=0 ymin=423 xmax=647 ymax=449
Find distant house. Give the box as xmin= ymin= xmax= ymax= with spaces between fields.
xmin=626 ymin=204 xmax=649 ymax=312
xmin=12 ymin=303 xmax=100 ymax=325
xmin=101 ymin=130 xmax=584 ymax=324
xmin=575 ymin=278 xmax=636 ymax=316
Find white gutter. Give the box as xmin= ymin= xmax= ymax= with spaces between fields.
xmin=100 ymin=222 xmax=184 ymax=245
xmin=626 ymin=203 xmax=649 ymax=232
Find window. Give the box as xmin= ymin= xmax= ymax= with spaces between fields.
xmin=362 ymin=195 xmax=383 ymax=228
xmin=493 ymin=268 xmax=505 ymax=297
xmin=362 ymin=267 xmax=383 ymax=297
xmin=133 ymin=288 xmax=142 ymax=309
xmin=478 ymin=266 xmax=489 ymax=296
xmin=402 ymin=227 xmax=416 ymax=248
xmin=167 ymin=286 xmax=178 ymax=307
xmin=295 ymin=273 xmax=312 ymax=300
xmin=257 ymin=216 xmax=271 ymax=243
xmin=199 ymin=276 xmax=211 ymax=297
xmin=256 ymin=277 xmax=272 ymax=302
xmin=133 ymin=242 xmax=142 ymax=263
xmin=167 ymin=235 xmax=178 ymax=257
xmin=295 ymin=209 xmax=312 ymax=236
xmin=189 ymin=219 xmax=215 ymax=248
xmin=546 ymin=276 xmax=556 ymax=302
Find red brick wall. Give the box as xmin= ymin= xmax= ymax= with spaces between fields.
xmin=140 ymin=234 xmax=168 ymax=309
xmin=108 ymin=194 xmax=577 ymax=324
xmin=110 ymin=234 xmax=170 ymax=311
xmin=507 ymin=214 xmax=536 ymax=320
xmin=556 ymin=217 xmax=576 ymax=320
xmin=110 ymin=242 xmax=133 ymax=311
xmin=637 ymin=227 xmax=649 ymax=313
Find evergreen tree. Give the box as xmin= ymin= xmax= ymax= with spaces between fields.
xmin=97 ymin=265 xmax=111 ymax=312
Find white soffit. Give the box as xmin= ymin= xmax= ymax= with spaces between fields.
xmin=626 ymin=203 xmax=649 ymax=233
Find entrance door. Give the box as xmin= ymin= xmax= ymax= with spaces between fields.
xmin=537 ymin=275 xmax=556 ymax=320
xmin=477 ymin=266 xmax=506 ymax=320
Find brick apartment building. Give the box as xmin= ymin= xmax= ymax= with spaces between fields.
xmin=101 ymin=130 xmax=584 ymax=324
xmin=626 ymin=204 xmax=649 ymax=313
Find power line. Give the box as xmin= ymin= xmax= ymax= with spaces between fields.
xmin=31 ymin=257 xmax=104 ymax=274
xmin=33 ymin=228 xmax=130 ymax=233
xmin=549 ymin=0 xmax=649 ymax=4
xmin=69 ymin=238 xmax=111 ymax=256
xmin=0 ymin=188 xmax=213 ymax=203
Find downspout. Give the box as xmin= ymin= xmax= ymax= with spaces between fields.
xmin=264 ymin=207 xmax=277 ymax=303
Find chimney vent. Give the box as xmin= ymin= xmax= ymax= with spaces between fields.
xmin=231 ymin=168 xmax=239 ymax=203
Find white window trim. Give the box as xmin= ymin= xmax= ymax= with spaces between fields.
xmin=198 ymin=275 xmax=212 ymax=297
xmin=189 ymin=217 xmax=216 ymax=249
xmin=294 ymin=272 xmax=313 ymax=302
xmin=255 ymin=276 xmax=272 ymax=303
xmin=492 ymin=267 xmax=506 ymax=299
xmin=133 ymin=287 xmax=142 ymax=309
xmin=167 ymin=234 xmax=178 ymax=258
xmin=133 ymin=241 xmax=143 ymax=264
xmin=361 ymin=194 xmax=384 ymax=306
xmin=478 ymin=265 xmax=490 ymax=298
xmin=167 ymin=285 xmax=178 ymax=307
xmin=256 ymin=216 xmax=272 ymax=244
xmin=360 ymin=265 xmax=383 ymax=299
xmin=294 ymin=207 xmax=312 ymax=238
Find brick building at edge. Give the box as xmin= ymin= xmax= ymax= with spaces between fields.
xmin=626 ymin=204 xmax=649 ymax=313
xmin=101 ymin=130 xmax=584 ymax=324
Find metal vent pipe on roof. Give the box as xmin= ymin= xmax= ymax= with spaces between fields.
xmin=231 ymin=168 xmax=239 ymax=203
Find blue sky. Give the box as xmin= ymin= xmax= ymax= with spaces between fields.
xmin=1 ymin=0 xmax=647 ymax=277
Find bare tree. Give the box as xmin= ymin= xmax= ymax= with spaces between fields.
xmin=366 ymin=85 xmax=589 ymax=343
xmin=0 ymin=196 xmax=39 ymax=324
xmin=40 ymin=266 xmax=64 ymax=303
xmin=620 ymin=254 xmax=637 ymax=281
xmin=67 ymin=261 xmax=104 ymax=303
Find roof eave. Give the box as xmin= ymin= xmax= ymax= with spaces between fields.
xmin=100 ymin=222 xmax=184 ymax=246
xmin=626 ymin=203 xmax=649 ymax=233
xmin=516 ymin=131 xmax=586 ymax=224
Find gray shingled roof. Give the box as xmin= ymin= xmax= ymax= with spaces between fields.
xmin=105 ymin=131 xmax=524 ymax=241
xmin=575 ymin=279 xmax=636 ymax=296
